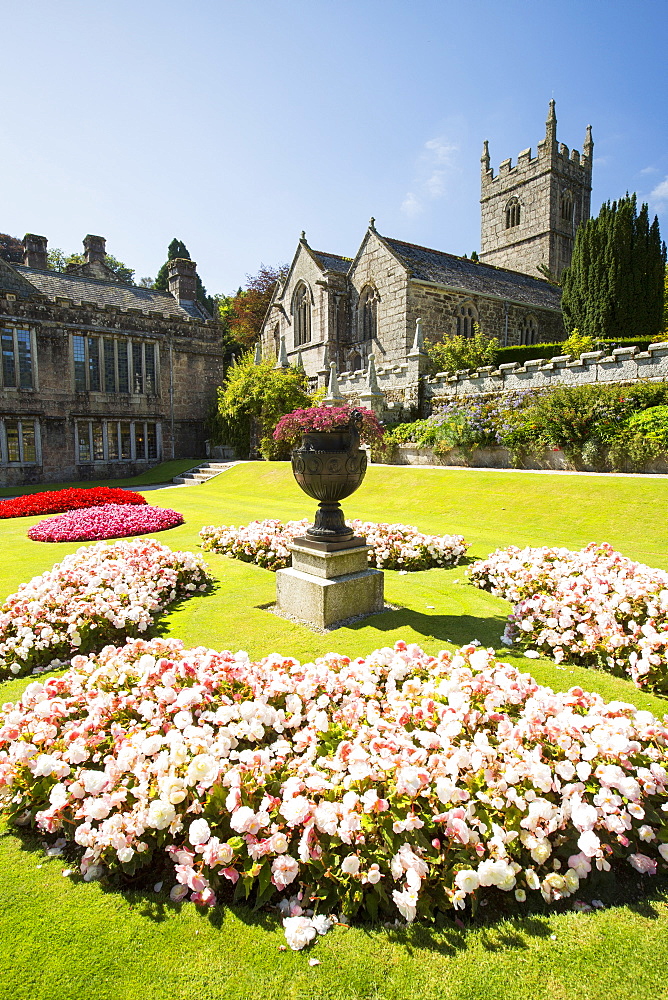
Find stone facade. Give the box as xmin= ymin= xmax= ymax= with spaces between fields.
xmin=261 ymin=222 xmax=564 ymax=390
xmin=480 ymin=101 xmax=593 ymax=279
xmin=0 ymin=235 xmax=225 ymax=487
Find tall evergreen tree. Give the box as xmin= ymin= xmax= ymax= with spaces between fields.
xmin=562 ymin=194 xmax=666 ymax=340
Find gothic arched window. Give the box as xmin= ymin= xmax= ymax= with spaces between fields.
xmin=349 ymin=351 xmax=362 ymax=372
xmin=518 ymin=315 xmax=538 ymax=346
xmin=455 ymin=302 xmax=478 ymax=339
xmin=560 ymin=189 xmax=574 ymax=225
xmin=292 ymin=284 xmax=311 ymax=347
xmin=359 ymin=285 xmax=378 ymax=341
xmin=505 ymin=198 xmax=521 ymax=229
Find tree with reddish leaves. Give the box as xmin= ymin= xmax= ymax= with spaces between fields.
xmin=224 ymin=263 xmax=289 ymax=350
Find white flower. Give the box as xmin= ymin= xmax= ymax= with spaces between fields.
xmin=186 ymin=754 xmax=218 ymax=787
xmin=283 ymin=916 xmax=317 ymax=950
xmin=188 ymin=818 xmax=211 ymax=846
xmin=454 ymin=869 xmax=480 ymax=894
xmin=146 ymin=799 xmax=176 ymax=830
xmin=341 ymin=855 xmax=360 ymax=875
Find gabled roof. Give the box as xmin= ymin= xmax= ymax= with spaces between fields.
xmin=380 ymin=236 xmax=562 ymax=311
xmin=12 ymin=265 xmax=195 ymax=318
xmin=311 ymin=250 xmax=352 ymax=275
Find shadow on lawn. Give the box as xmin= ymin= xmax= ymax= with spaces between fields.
xmin=348 ymin=607 xmax=510 ymax=649
xmin=150 ymin=579 xmax=222 ymax=638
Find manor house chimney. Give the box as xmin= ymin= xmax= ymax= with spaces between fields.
xmin=83 ymin=234 xmax=107 ymax=265
xmin=168 ymin=257 xmax=198 ymax=306
xmin=23 ymin=233 xmax=48 ymax=269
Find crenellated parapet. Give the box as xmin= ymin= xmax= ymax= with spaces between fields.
xmin=424 ymin=343 xmax=668 ymax=408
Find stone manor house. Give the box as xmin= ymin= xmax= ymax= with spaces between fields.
xmin=260 ymin=101 xmax=593 ymax=383
xmin=0 ymin=234 xmax=224 ymax=487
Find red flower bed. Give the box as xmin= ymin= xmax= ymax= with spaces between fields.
xmin=27 ymin=503 xmax=183 ymax=542
xmin=0 ymin=487 xmax=147 ymax=519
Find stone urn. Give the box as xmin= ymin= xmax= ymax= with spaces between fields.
xmin=291 ymin=409 xmax=367 ymax=545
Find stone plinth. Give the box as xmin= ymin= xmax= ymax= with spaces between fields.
xmin=276 ymin=540 xmax=384 ymax=628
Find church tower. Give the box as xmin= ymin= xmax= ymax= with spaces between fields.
xmin=479 ymin=101 xmax=593 ymax=279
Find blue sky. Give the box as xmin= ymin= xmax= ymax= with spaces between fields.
xmin=2 ymin=0 xmax=667 ymax=296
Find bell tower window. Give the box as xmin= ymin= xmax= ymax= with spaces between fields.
xmin=505 ymin=198 xmax=521 ymax=229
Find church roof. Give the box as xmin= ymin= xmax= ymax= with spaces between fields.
xmin=12 ymin=265 xmax=196 ymax=319
xmin=311 ymin=250 xmax=352 ymax=274
xmin=381 ymin=236 xmax=562 ymax=311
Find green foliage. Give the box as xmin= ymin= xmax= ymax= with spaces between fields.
xmin=562 ymin=193 xmax=666 ymax=340
xmin=226 ymin=263 xmax=289 ymax=351
xmin=426 ymin=329 xmax=499 ymax=376
xmin=494 ymin=337 xmax=654 ymax=368
xmin=211 ymin=352 xmax=311 ymax=459
xmin=561 ymin=329 xmax=596 ymax=357
xmin=501 ymin=381 xmax=668 ymax=470
xmin=385 ymin=383 xmax=668 ymax=472
xmin=46 ymin=249 xmax=135 ymax=284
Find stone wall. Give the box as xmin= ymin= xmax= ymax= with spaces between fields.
xmin=386 ymin=443 xmax=668 ymax=475
xmin=425 ymin=342 xmax=668 ymax=408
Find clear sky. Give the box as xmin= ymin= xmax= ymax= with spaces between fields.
xmin=2 ymin=0 xmax=666 ymax=296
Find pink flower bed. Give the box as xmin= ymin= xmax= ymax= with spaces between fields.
xmin=199 ymin=518 xmax=468 ymax=571
xmin=28 ymin=503 xmax=184 ymax=542
xmin=0 ymin=539 xmax=209 ymax=680
xmin=1 ymin=637 xmax=666 ymax=951
xmin=469 ymin=543 xmax=668 ymax=693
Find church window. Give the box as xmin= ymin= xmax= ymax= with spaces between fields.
xmin=293 ymin=284 xmax=311 ymax=347
xmin=359 ymin=285 xmax=378 ymax=341
xmin=560 ymin=189 xmax=573 ymax=224
xmin=518 ymin=315 xmax=538 ymax=345
xmin=455 ymin=303 xmax=478 ymax=338
xmin=505 ymin=198 xmax=521 ymax=229
xmin=349 ymin=352 xmax=362 ymax=371
xmin=273 ymin=325 xmax=280 ymax=356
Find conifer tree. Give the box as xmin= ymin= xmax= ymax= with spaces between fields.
xmin=562 ymin=194 xmax=666 ymax=340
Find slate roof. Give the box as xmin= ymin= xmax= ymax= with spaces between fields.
xmin=13 ymin=265 xmax=195 ymax=318
xmin=311 ymin=250 xmax=352 ymax=274
xmin=381 ymin=236 xmax=562 ymax=311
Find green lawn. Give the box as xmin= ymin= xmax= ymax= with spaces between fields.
xmin=1 ymin=463 xmax=667 ymax=1000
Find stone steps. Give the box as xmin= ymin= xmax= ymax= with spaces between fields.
xmin=172 ymin=461 xmax=235 ymax=485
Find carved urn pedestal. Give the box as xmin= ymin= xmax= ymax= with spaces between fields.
xmin=275 ymin=414 xmax=384 ymax=628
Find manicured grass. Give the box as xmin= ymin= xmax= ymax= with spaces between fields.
xmin=1 ymin=462 xmax=667 ymax=1000
xmin=0 ymin=458 xmax=203 ymax=497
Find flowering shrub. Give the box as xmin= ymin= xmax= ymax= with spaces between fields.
xmin=1 ymin=637 xmax=666 ymax=949
xmin=0 ymin=539 xmax=210 ymax=681
xmin=199 ymin=518 xmax=468 ymax=571
xmin=273 ymin=406 xmax=385 ymax=447
xmin=0 ymin=487 xmax=147 ymax=520
xmin=469 ymin=543 xmax=668 ymax=693
xmin=28 ymin=504 xmax=184 ymax=543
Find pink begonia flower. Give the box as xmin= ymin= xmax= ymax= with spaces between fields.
xmin=170 ymin=884 xmax=189 ymax=902
xmin=28 ymin=503 xmax=183 ymax=543
xmin=1 ymin=632 xmax=666 ymax=935
xmin=577 ymin=830 xmax=601 ymax=858
xmin=271 ymin=855 xmax=300 ymax=889
xmin=628 ymin=853 xmax=657 ymax=875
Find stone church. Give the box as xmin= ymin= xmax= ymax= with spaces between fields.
xmin=0 ymin=234 xmax=224 ymax=486
xmin=260 ymin=102 xmax=593 ymax=382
